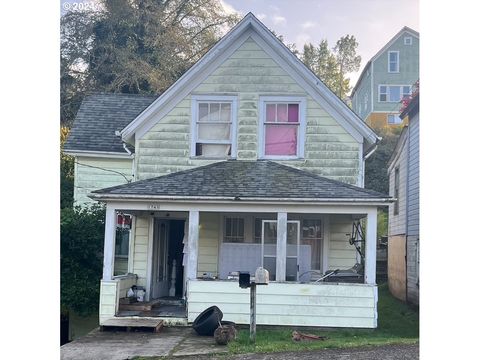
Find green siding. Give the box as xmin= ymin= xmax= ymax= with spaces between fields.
xmin=74 ymin=156 xmax=133 ymax=205
xmin=373 ymin=35 xmax=419 ymax=112
xmin=132 ymin=216 xmax=150 ymax=287
xmin=352 ymin=65 xmax=372 ymax=120
xmin=137 ymin=37 xmax=360 ymax=185
xmin=328 ymin=215 xmax=358 ymax=270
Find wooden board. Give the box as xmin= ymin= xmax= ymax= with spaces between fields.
xmin=118 ymin=298 xmax=162 ymax=311
xmin=101 ymin=318 xmax=164 ymax=333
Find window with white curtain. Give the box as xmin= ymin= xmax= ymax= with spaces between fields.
xmin=191 ymin=96 xmax=237 ymax=158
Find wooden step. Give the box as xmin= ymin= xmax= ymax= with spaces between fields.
xmin=118 ymin=298 xmax=162 ymax=311
xmin=100 ymin=318 xmax=164 ymax=333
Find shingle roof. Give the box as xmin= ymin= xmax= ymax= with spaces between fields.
xmin=91 ymin=160 xmax=390 ymax=201
xmin=64 ymin=93 xmax=158 ymax=154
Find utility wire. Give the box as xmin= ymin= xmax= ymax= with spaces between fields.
xmin=75 ymin=161 xmax=133 ymax=183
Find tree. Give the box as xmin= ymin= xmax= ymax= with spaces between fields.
xmin=365 ymin=126 xmax=403 ymax=195
xmin=60 ymin=0 xmax=240 ymax=124
xmin=61 ymin=204 xmax=106 ymax=316
xmin=61 ymin=127 xmax=74 ymax=209
xmin=301 ymin=36 xmax=360 ymax=101
xmin=333 ymin=35 xmax=361 ymax=99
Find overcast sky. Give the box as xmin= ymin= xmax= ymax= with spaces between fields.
xmin=222 ymin=0 xmax=419 ymax=88
xmin=61 ymin=0 xmax=419 ymax=91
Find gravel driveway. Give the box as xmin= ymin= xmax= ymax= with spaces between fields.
xmin=172 ymin=343 xmax=419 ymax=360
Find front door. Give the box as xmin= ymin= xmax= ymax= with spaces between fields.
xmin=151 ymin=220 xmax=169 ymax=299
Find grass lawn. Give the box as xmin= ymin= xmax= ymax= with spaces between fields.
xmin=227 ymin=283 xmax=419 ymax=354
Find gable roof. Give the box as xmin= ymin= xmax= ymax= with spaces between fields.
xmin=351 ymin=26 xmax=419 ymax=97
xmin=64 ymin=93 xmax=157 ymax=155
xmin=120 ymin=13 xmax=380 ymax=146
xmin=90 ymin=160 xmax=390 ymax=202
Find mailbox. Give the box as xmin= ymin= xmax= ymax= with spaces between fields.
xmin=255 ymin=267 xmax=269 ymax=285
xmin=239 ymin=271 xmax=251 ymax=288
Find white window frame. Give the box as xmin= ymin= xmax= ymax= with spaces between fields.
xmin=388 ymin=51 xmax=399 ymax=73
xmin=404 ymin=36 xmax=412 ymax=45
xmin=387 ymin=114 xmax=402 ymax=125
xmin=378 ymin=85 xmax=412 ymax=103
xmin=190 ymin=95 xmax=238 ymax=159
xmin=258 ymin=96 xmax=307 ymax=160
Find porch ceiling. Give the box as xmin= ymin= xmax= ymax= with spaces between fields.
xmin=90 ymin=160 xmax=391 ymax=203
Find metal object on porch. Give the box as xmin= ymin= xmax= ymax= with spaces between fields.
xmin=323 ymin=263 xmax=364 ymax=283
xmin=348 ymin=219 xmax=366 ymax=261
xmin=192 ymin=306 xmax=223 ymax=336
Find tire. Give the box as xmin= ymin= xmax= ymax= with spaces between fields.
xmin=192 ymin=306 xmax=223 ymax=336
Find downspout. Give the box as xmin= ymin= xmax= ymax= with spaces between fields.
xmin=117 ymin=131 xmax=135 ymax=183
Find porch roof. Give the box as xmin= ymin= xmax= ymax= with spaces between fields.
xmin=90 ymin=160 xmax=391 ymax=203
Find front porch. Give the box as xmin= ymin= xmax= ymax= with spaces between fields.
xmin=99 ymin=203 xmax=379 ymax=328
xmin=92 ymin=160 xmax=390 ymax=329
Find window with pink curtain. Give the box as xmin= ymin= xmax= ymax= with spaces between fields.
xmin=264 ymin=103 xmax=299 ymax=156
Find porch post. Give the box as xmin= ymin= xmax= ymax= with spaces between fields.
xmin=276 ymin=212 xmax=287 ymax=282
xmin=187 ymin=210 xmax=199 ymax=280
xmin=364 ymin=208 xmax=378 ymax=285
xmin=102 ymin=204 xmax=116 ymax=280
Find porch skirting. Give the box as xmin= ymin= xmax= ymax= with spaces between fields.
xmin=187 ymin=280 xmax=378 ymax=328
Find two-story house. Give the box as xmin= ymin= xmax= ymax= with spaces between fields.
xmin=351 ymin=27 xmax=419 ymax=129
xmin=64 ymin=14 xmax=391 ymax=330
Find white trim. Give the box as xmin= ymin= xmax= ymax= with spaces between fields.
xmin=101 ymin=200 xmax=381 ymax=215
xmin=378 ymin=84 xmax=411 ymax=103
xmin=364 ymin=209 xmax=377 ymax=285
xmin=249 ymin=31 xmax=368 ymax=144
xmin=276 ymin=213 xmax=287 ymax=282
xmin=145 ymin=216 xmax=154 ymax=301
xmin=258 ymin=96 xmax=306 ymax=159
xmin=64 ymin=149 xmax=133 ymax=159
xmin=120 ymin=13 xmax=379 ymax=146
xmin=91 ymin=193 xmax=391 ymax=204
xmin=190 ymin=95 xmax=238 ymax=159
xmin=127 ymin=215 xmax=136 ymax=273
xmin=322 ymin=215 xmax=330 ymax=273
xmin=102 ymin=204 xmax=117 ymax=280
xmin=121 ymin=21 xmax=253 ymax=141
xmin=404 ymin=36 xmax=413 ymax=45
xmin=387 ymin=51 xmax=400 ymax=73
xmin=358 ymin=141 xmax=364 ymax=187
xmin=187 ymin=210 xmax=200 ymax=280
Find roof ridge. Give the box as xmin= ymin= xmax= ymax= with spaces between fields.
xmin=84 ymin=92 xmax=160 ymax=98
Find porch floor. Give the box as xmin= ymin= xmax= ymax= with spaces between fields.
xmin=117 ymin=297 xmax=186 ymax=318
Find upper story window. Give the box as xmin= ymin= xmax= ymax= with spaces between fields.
xmin=379 ymin=85 xmax=411 ymax=102
xmin=259 ymin=96 xmax=306 ymax=159
xmin=388 ymin=114 xmax=402 ymax=124
xmin=388 ymin=51 xmax=399 ymax=73
xmin=404 ymin=36 xmax=413 ymax=45
xmin=191 ymin=95 xmax=237 ymax=158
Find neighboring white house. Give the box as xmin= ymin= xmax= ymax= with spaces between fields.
xmin=387 ymin=92 xmax=419 ymax=306
xmin=65 ymin=13 xmax=391 ymax=329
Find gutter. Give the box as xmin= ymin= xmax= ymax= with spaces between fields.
xmin=88 ymin=193 xmax=394 ymax=204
